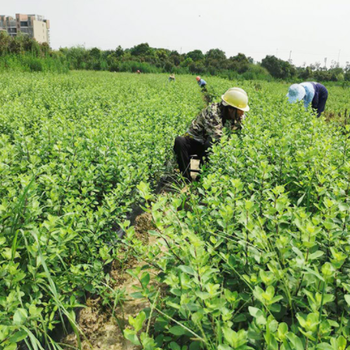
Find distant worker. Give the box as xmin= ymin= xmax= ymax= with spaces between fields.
xmin=286 ymin=82 xmax=328 ymax=118
xmin=136 ymin=69 xmax=141 ymax=74
xmin=168 ymin=74 xmax=176 ymax=82
xmin=196 ymin=76 xmax=207 ymax=91
xmin=174 ymin=87 xmax=249 ymax=181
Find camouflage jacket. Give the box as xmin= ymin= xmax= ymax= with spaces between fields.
xmin=186 ymin=102 xmax=245 ymax=144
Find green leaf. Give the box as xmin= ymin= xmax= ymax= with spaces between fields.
xmin=140 ymin=272 xmax=150 ymax=289
xmin=168 ymin=325 xmax=187 ymax=336
xmin=316 ymin=343 xmax=333 ymax=350
xmin=169 ymin=342 xmax=181 ymax=350
xmin=4 ymin=344 xmax=17 ymax=350
xmin=124 ymin=329 xmax=140 ymax=346
xmin=270 ymin=295 xmax=283 ymax=304
xmin=13 ymin=309 xmax=28 ymax=325
xmin=268 ymin=319 xmax=278 ymax=333
xmin=309 ymin=251 xmax=324 ymax=260
xmin=178 ymin=265 xmax=195 ymax=276
xmin=304 ymin=267 xmax=325 ymax=281
xmin=8 ymin=330 xmax=28 ymax=343
xmin=218 ymin=345 xmax=233 ymax=350
xmin=189 ymin=342 xmax=202 ymax=350
xmin=286 ymin=332 xmax=304 ymax=350
xmin=223 ymin=328 xmax=247 ymax=348
xmin=195 ymin=291 xmax=211 ymax=300
xmin=232 ymin=313 xmax=247 ymax=323
xmin=270 ymin=303 xmax=281 ymax=313
xmin=277 ymin=322 xmax=288 ymax=340
xmin=249 ymin=306 xmax=266 ymax=325
xmin=297 ymin=193 xmax=306 ymax=206
xmin=130 ymin=292 xmax=144 ymax=299
xmin=334 ymin=336 xmax=347 ymax=350
xmin=129 ymin=311 xmax=146 ymax=332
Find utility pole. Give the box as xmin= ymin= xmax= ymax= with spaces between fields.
xmin=288 ymin=50 xmax=292 ymax=63
xmin=324 ymin=57 xmax=327 ymax=69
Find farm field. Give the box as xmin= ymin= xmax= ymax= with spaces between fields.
xmin=1 ymin=71 xmax=350 ymax=350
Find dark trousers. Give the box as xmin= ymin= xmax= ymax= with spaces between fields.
xmin=312 ymin=83 xmax=328 ymax=117
xmin=173 ymin=136 xmax=212 ymax=181
xmin=316 ymin=87 xmax=328 ymax=117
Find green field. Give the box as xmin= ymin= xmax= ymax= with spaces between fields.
xmin=1 ymin=72 xmax=350 ymax=350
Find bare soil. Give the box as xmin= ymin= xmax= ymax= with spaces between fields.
xmin=62 ymin=166 xmax=194 ymax=350
xmin=62 ymin=212 xmax=156 ymax=350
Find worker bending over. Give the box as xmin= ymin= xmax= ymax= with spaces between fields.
xmin=287 ymin=82 xmax=328 ymax=118
xmin=196 ymin=76 xmax=207 ymax=91
xmin=174 ymin=87 xmax=249 ymax=181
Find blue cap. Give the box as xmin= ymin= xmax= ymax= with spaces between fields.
xmin=286 ymin=84 xmax=306 ymax=103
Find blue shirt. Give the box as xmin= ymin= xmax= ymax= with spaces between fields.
xmin=198 ymin=79 xmax=207 ymax=87
xmin=300 ymin=82 xmax=315 ymax=109
xmin=301 ymin=82 xmax=328 ymax=117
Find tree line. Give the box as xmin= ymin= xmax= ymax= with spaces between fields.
xmin=1 ymin=31 xmax=350 ymax=82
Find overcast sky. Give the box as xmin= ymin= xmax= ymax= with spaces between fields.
xmin=2 ymin=0 xmax=350 ymax=67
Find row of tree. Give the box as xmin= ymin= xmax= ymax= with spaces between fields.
xmin=260 ymin=55 xmax=350 ymax=82
xmin=1 ymin=31 xmax=350 ymax=81
xmin=56 ymin=44 xmax=350 ymax=82
xmin=57 ymin=44 xmax=266 ymax=78
xmin=0 ymin=31 xmax=50 ymax=56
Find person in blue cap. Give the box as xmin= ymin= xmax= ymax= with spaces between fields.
xmin=286 ymin=82 xmax=328 ymax=118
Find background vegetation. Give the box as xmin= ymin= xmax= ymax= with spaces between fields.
xmin=1 ymin=31 xmax=350 ymax=82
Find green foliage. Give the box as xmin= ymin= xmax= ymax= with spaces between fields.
xmin=0 ymin=54 xmax=69 ymax=73
xmin=0 ymin=32 xmax=66 ymax=73
xmin=205 ymin=48 xmax=227 ymax=61
xmin=187 ymin=50 xmax=205 ymax=62
xmin=1 ymin=72 xmax=350 ymax=349
xmin=261 ymin=55 xmax=296 ymax=79
xmin=1 ymin=34 xmax=349 ymax=82
xmin=129 ymin=79 xmax=350 ymax=349
xmin=0 ymin=71 xmax=203 ymax=348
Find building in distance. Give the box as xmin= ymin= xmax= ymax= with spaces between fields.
xmin=0 ymin=14 xmax=50 ymax=45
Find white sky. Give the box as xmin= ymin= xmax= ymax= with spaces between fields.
xmin=2 ymin=0 xmax=350 ymax=68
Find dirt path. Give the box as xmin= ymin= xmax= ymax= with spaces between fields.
xmin=62 ymin=161 xmax=200 ymax=349
xmin=63 ymin=213 xmax=156 ymax=350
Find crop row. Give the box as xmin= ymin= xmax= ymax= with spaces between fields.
xmin=129 ymin=81 xmax=350 ymax=349
xmin=0 ymin=71 xmax=204 ymax=350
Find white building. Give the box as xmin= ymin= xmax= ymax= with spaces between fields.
xmin=0 ymin=14 xmax=50 ymax=45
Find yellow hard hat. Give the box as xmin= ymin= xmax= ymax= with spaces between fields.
xmin=226 ymin=87 xmax=247 ymax=96
xmin=221 ymin=87 xmax=249 ymax=111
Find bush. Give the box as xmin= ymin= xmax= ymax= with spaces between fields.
xmin=0 ymin=54 xmax=69 ymax=73
xmin=27 ymin=58 xmax=43 ymax=72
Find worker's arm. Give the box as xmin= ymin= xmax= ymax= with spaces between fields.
xmin=230 ymin=114 xmax=246 ymax=131
xmin=203 ymin=108 xmax=223 ymax=142
xmin=301 ymin=83 xmax=315 ymax=110
xmin=304 ymin=92 xmax=314 ymax=109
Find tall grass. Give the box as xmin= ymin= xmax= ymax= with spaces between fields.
xmin=0 ymin=54 xmax=69 ymax=73
xmin=108 ymin=60 xmax=162 ymax=73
